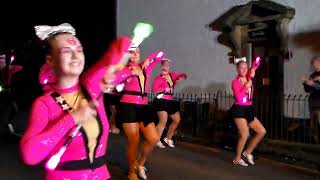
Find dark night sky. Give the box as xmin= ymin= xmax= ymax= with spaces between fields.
xmin=0 ymin=1 xmax=117 ymax=61
xmin=0 ymin=1 xmax=117 ymax=107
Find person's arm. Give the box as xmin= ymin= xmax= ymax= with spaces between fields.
xmin=303 ymin=82 xmax=314 ymax=93
xmin=312 ymin=81 xmax=320 ymax=90
xmin=232 ymin=79 xmax=248 ymax=99
xmin=151 ymin=76 xmax=163 ymax=93
xmin=144 ymin=51 xmax=165 ymax=73
xmin=246 ymin=57 xmax=261 ymax=80
xmin=20 ymin=99 xmax=75 ymax=165
xmin=172 ymin=72 xmax=187 ymax=82
xmin=113 ymin=67 xmax=133 ymax=85
xmin=81 ymin=37 xmax=131 ymax=98
xmin=303 ymin=80 xmax=320 ymax=92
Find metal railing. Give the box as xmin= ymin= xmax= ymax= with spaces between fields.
xmin=148 ymin=91 xmax=316 ymax=145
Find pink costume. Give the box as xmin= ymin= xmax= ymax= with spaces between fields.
xmin=232 ymin=75 xmax=253 ymax=106
xmin=232 ymin=58 xmax=261 ymax=106
xmin=114 ymin=51 xmax=165 ymax=104
xmin=20 ymin=37 xmax=131 ymax=180
xmin=39 ymin=63 xmax=56 ymax=92
xmin=151 ymin=72 xmax=187 ymax=100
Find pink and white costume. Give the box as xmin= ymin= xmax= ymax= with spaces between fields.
xmin=20 ymin=37 xmax=131 ymax=180
xmin=114 ymin=51 xmax=165 ymax=105
xmin=113 ymin=51 xmax=165 ymax=125
xmin=151 ymin=72 xmax=186 ymax=100
xmin=232 ymin=58 xmax=261 ymax=106
xmin=230 ymin=58 xmax=262 ymax=123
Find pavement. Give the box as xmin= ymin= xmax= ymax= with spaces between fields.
xmin=1 ymin=133 xmax=318 ymax=180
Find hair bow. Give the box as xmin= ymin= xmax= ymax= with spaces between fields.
xmin=234 ymin=57 xmax=246 ymax=64
xmin=34 ymin=23 xmax=76 ymax=40
xmin=162 ymin=58 xmax=171 ymax=62
xmin=0 ymin=54 xmax=5 ymax=60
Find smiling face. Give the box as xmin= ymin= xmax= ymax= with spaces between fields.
xmin=46 ymin=33 xmax=85 ymax=77
xmin=236 ymin=61 xmax=248 ymax=77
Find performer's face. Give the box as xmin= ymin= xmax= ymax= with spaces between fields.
xmin=129 ymin=48 xmax=140 ymax=64
xmin=237 ymin=62 xmax=248 ymax=77
xmin=312 ymin=58 xmax=320 ymax=71
xmin=161 ymin=61 xmax=170 ymax=72
xmin=46 ymin=33 xmax=85 ymax=77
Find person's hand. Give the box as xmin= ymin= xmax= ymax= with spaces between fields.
xmin=312 ymin=76 xmax=320 ymax=82
xmin=301 ymin=75 xmax=309 ymax=82
xmin=182 ymin=74 xmax=187 ymax=79
xmin=165 ymin=87 xmax=172 ymax=93
xmin=301 ymin=75 xmax=315 ymax=86
xmin=117 ymin=52 xmax=131 ymax=70
xmin=101 ymin=67 xmax=116 ymax=93
xmin=175 ymin=78 xmax=184 ymax=84
xmin=141 ymin=58 xmax=150 ymax=69
xmin=70 ymin=99 xmax=97 ymax=125
xmin=175 ymin=74 xmax=187 ymax=84
xmin=101 ymin=52 xmax=132 ymax=93
xmin=305 ymin=80 xmax=315 ymax=86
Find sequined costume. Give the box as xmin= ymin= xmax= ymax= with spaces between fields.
xmin=151 ymin=72 xmax=186 ymax=100
xmin=20 ymin=37 xmax=131 ymax=180
xmin=114 ymin=51 xmax=164 ymax=105
xmin=113 ymin=51 xmax=164 ymax=125
xmin=230 ymin=58 xmax=261 ymax=123
xmin=151 ymin=72 xmax=186 ymax=115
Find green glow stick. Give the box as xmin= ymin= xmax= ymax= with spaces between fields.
xmin=130 ymin=22 xmax=154 ymax=50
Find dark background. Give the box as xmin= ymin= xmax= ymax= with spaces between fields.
xmin=0 ymin=0 xmax=117 ymax=108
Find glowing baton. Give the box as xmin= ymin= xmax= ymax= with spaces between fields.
xmin=252 ymin=56 xmax=261 ymax=69
xmin=129 ymin=22 xmax=154 ymax=51
xmin=156 ymin=93 xmax=164 ymax=99
xmin=149 ymin=51 xmax=164 ymax=63
xmin=255 ymin=57 xmax=260 ymax=63
xmin=116 ymin=83 xmax=125 ymax=92
xmin=45 ymin=125 xmax=81 ymax=170
xmin=242 ymin=97 xmax=247 ymax=103
xmin=107 ymin=22 xmax=154 ymax=93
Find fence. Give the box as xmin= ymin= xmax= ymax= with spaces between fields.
xmin=148 ymin=91 xmax=316 ymax=145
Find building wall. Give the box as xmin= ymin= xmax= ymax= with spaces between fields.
xmin=117 ymin=0 xmax=320 ymax=95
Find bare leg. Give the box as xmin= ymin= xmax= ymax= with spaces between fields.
xmin=122 ymin=123 xmax=140 ymax=175
xmin=166 ymin=112 xmax=181 ymax=140
xmin=234 ymin=118 xmax=249 ymax=161
xmin=244 ymin=117 xmax=266 ymax=155
xmin=156 ymin=111 xmax=168 ymax=138
xmin=137 ymin=122 xmax=159 ymax=166
xmin=110 ymin=105 xmax=120 ymax=134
